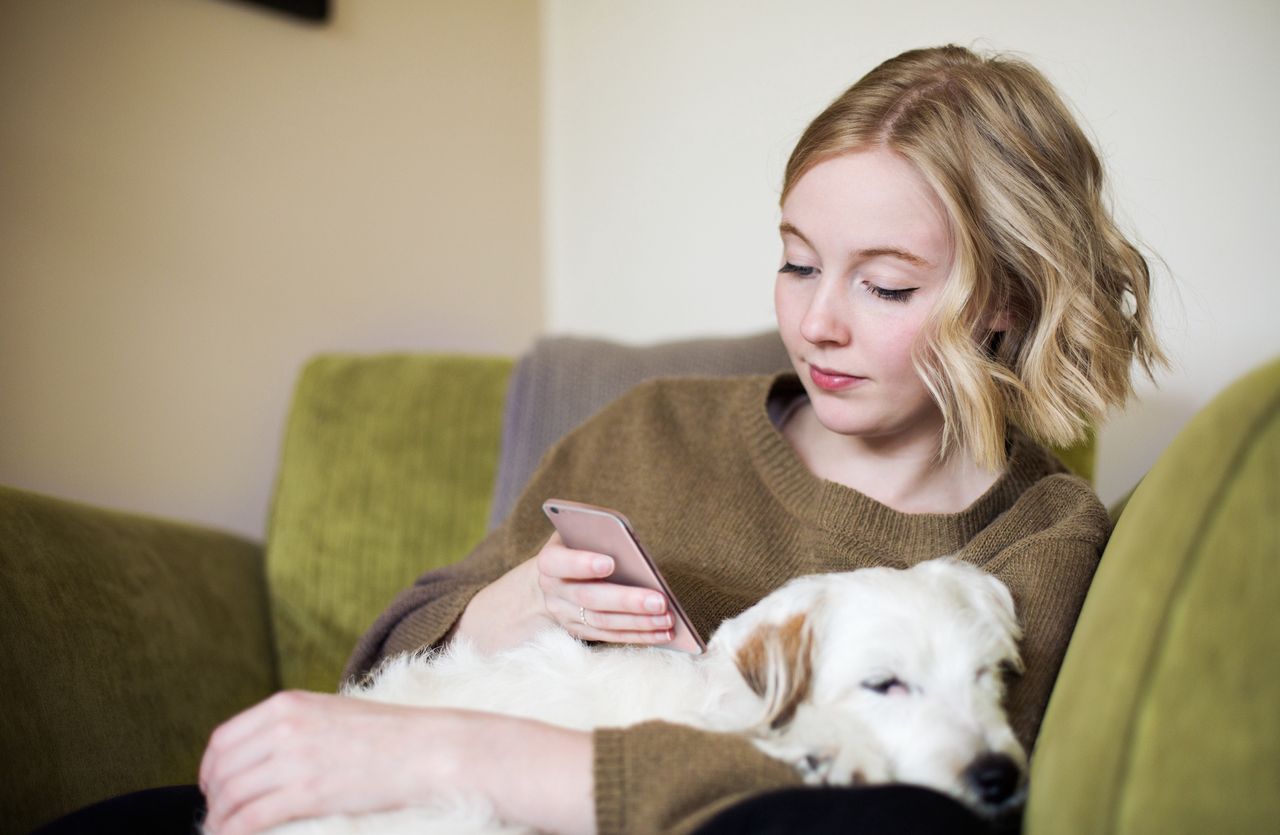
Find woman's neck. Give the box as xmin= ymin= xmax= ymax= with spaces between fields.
xmin=780 ymin=400 xmax=1003 ymax=514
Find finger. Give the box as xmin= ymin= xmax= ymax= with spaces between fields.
xmin=578 ymin=608 xmax=675 ymax=633
xmin=202 ymin=722 xmax=280 ymax=801
xmin=204 ymin=755 xmax=296 ymax=835
xmin=200 ymin=691 xmax=306 ymax=790
xmin=536 ymin=535 xmax=615 ymax=581
xmin=551 ymin=595 xmax=673 ymax=633
xmin=563 ymin=580 xmax=668 ymax=617
xmin=564 ymin=620 xmax=676 ymax=646
xmin=200 ymin=706 xmax=272 ymax=793
xmin=216 ymin=783 xmax=308 ymax=835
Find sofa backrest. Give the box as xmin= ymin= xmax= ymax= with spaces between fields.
xmin=1027 ymin=357 xmax=1280 ymax=834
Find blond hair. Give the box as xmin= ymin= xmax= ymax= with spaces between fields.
xmin=784 ymin=45 xmax=1165 ymax=469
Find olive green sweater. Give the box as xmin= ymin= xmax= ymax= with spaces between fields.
xmin=345 ymin=373 xmax=1109 ymax=835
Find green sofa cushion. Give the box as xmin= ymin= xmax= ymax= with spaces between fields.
xmin=265 ymin=353 xmax=513 ymax=692
xmin=1052 ymin=426 xmax=1095 ymax=485
xmin=0 ymin=486 xmax=275 ymax=833
xmin=1027 ymin=357 xmax=1280 ymax=834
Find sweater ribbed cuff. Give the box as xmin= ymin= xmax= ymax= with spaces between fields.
xmin=593 ymin=728 xmax=627 ymax=835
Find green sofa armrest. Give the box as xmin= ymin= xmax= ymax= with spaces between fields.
xmin=0 ymin=486 xmax=277 ymax=833
xmin=1027 ymin=357 xmax=1280 ymax=834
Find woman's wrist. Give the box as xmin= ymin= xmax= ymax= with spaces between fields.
xmin=469 ymin=713 xmax=596 ymax=835
xmin=407 ymin=708 xmax=594 ymax=834
xmin=453 ymin=558 xmax=554 ymax=653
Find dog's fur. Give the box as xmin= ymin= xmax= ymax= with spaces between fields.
xmin=259 ymin=558 xmax=1025 ymax=835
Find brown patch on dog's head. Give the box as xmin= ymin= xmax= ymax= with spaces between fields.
xmin=734 ymin=613 xmax=814 ymax=730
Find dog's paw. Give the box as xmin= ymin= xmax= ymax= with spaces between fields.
xmin=812 ymin=744 xmax=890 ymax=787
xmin=753 ymin=736 xmax=889 ymax=787
xmin=796 ymin=748 xmax=845 ymax=786
xmin=751 ymin=704 xmax=891 ymax=787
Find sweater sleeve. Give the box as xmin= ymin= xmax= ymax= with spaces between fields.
xmin=594 ymin=722 xmax=803 ymax=835
xmin=341 ymin=527 xmax=509 ymax=683
xmin=342 ymin=379 xmax=680 ymax=684
xmin=341 ymin=418 xmax=597 ymax=683
xmin=985 ymin=478 xmax=1110 ymax=750
xmin=996 ymin=537 xmax=1103 ymax=750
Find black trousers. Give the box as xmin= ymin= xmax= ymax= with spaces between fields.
xmin=693 ymin=785 xmax=1020 ymax=835
xmin=32 ymin=783 xmax=1017 ymax=834
xmin=31 ymin=786 xmax=207 ymax=835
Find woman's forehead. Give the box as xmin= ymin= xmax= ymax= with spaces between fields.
xmin=781 ymin=149 xmax=951 ymax=262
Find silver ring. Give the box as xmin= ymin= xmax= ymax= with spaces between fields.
xmin=579 ymin=606 xmax=589 ymax=627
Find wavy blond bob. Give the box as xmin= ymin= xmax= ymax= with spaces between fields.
xmin=784 ymin=45 xmax=1165 ymax=469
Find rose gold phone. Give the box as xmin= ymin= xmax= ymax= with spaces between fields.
xmin=542 ymin=499 xmax=706 ymax=654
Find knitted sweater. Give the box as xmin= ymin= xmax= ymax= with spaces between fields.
xmin=345 ymin=373 xmax=1109 ymax=835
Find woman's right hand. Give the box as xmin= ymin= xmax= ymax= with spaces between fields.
xmin=534 ymin=531 xmax=675 ymax=645
xmin=453 ymin=532 xmax=673 ymax=653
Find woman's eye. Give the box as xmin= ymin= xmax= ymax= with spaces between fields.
xmin=862 ymin=676 xmax=908 ymax=695
xmin=778 ymin=262 xmax=816 ymax=277
xmin=867 ymin=285 xmax=917 ymax=303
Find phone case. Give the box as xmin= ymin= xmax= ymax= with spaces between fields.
xmin=542 ymin=499 xmax=706 ymax=654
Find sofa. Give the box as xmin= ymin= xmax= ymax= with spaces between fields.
xmin=1 ymin=331 xmax=1275 ymax=834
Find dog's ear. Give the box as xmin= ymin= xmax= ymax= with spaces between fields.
xmin=936 ymin=558 xmax=1025 ymax=674
xmin=973 ymin=569 xmax=1023 ymax=659
xmin=733 ymin=612 xmax=815 ymax=730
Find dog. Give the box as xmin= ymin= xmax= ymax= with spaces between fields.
xmin=257 ymin=557 xmax=1026 ymax=835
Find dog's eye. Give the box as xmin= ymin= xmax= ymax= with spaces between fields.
xmin=862 ymin=676 xmax=908 ymax=695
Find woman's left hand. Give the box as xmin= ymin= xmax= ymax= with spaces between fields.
xmin=199 ymin=690 xmax=595 ymax=835
xmin=199 ymin=690 xmax=455 ymax=835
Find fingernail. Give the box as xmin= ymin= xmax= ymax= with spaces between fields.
xmin=651 ymin=615 xmax=672 ymax=628
xmin=592 ymin=556 xmax=613 ymax=576
xmin=644 ymin=594 xmax=665 ymax=613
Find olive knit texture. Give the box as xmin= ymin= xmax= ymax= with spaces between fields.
xmin=345 ymin=373 xmax=1109 ymax=835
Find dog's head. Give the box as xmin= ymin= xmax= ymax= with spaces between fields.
xmin=710 ymin=558 xmax=1026 ymax=814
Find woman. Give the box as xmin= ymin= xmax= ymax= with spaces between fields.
xmin=196 ymin=45 xmax=1162 ymax=835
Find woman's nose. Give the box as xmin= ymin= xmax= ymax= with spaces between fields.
xmin=799 ymin=284 xmax=850 ymax=346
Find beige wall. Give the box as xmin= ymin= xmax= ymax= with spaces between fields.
xmin=7 ymin=0 xmax=1278 ymax=539
xmin=0 ymin=0 xmax=543 ymax=539
xmin=543 ymin=0 xmax=1280 ymax=506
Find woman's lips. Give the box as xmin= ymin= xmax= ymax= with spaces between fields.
xmin=809 ymin=364 xmax=867 ymax=392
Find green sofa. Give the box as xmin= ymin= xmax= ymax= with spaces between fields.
xmin=1 ymin=333 xmax=1275 ymax=834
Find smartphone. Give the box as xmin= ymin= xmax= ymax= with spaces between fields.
xmin=542 ymin=499 xmax=706 ymax=654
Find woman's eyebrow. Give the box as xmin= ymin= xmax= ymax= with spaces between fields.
xmin=779 ymin=221 xmax=932 ymax=268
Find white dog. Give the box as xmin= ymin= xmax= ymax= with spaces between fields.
xmin=258 ymin=558 xmax=1025 ymax=835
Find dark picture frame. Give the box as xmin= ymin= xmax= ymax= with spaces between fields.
xmin=227 ymin=0 xmax=330 ymax=23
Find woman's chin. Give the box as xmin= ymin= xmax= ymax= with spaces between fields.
xmin=807 ymin=404 xmax=941 ymax=447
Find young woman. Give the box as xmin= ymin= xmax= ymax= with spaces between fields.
xmin=195 ymin=45 xmax=1163 ymax=835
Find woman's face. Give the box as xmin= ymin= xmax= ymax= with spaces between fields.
xmin=775 ymin=147 xmax=955 ymax=448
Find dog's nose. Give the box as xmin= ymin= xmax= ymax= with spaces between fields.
xmin=963 ymin=752 xmax=1021 ymax=806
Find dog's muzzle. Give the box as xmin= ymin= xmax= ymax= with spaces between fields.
xmin=963 ymin=752 xmax=1022 ymax=807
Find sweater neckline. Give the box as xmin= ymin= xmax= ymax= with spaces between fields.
xmin=740 ymin=372 xmax=1056 ymax=558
